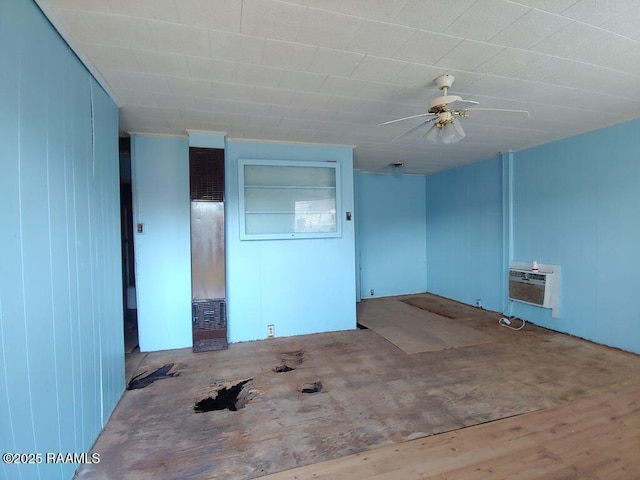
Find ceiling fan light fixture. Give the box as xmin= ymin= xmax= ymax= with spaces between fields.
xmin=424 ymin=123 xmax=441 ymax=144
xmin=453 ymin=120 xmax=466 ymax=140
xmin=440 ymin=121 xmax=465 ymax=145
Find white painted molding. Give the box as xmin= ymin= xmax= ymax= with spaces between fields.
xmin=127 ymin=132 xmax=188 ymax=139
xmin=226 ymin=137 xmax=355 ymax=149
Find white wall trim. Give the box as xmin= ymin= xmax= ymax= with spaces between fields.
xmin=226 ymin=137 xmax=355 ymax=149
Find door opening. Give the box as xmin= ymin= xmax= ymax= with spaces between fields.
xmin=120 ymin=137 xmax=138 ymax=353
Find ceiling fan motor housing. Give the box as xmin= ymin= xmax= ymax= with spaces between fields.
xmin=428 ymin=94 xmax=462 ymax=113
xmin=429 ymin=74 xmax=459 ymax=112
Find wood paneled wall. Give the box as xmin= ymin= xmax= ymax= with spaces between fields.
xmin=0 ymin=1 xmax=124 ymax=478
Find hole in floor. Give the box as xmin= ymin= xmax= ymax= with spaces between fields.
xmin=300 ymin=381 xmax=322 ymax=394
xmin=277 ymin=349 xmax=304 ymax=366
xmin=127 ymin=363 xmax=179 ymax=390
xmin=273 ymin=364 xmax=295 ymax=372
xmin=194 ymin=379 xmax=253 ymax=412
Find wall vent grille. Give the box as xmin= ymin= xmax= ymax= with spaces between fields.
xmin=192 ymin=299 xmax=227 ymax=352
xmin=189 ymin=147 xmax=224 ymax=201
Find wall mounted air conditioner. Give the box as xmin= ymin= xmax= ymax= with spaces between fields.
xmin=508 ymin=262 xmax=560 ymax=318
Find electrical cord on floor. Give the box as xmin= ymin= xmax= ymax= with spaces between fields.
xmin=499 ymin=316 xmax=526 ymax=331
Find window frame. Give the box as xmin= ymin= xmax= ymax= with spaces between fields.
xmin=237 ymin=159 xmax=342 ymax=240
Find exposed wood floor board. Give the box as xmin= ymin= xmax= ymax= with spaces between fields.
xmin=399 ymin=293 xmax=486 ymax=319
xmin=357 ymin=298 xmax=493 ymax=353
xmin=75 ymin=295 xmax=640 ymax=480
xmin=260 ymin=383 xmax=640 ymax=480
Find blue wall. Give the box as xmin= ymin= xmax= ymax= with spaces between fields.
xmin=226 ymin=141 xmax=356 ymax=342
xmin=355 ymin=173 xmax=427 ymax=299
xmin=425 ymin=156 xmax=505 ymax=312
xmin=131 ymin=135 xmax=193 ymax=352
xmin=130 ymin=137 xmax=356 ymax=349
xmin=511 ymin=120 xmax=640 ymax=353
xmin=0 ymin=1 xmax=123 ymax=479
xmin=423 ymin=122 xmax=640 ymax=354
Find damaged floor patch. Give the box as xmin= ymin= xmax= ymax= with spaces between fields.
xmin=274 ymin=348 xmax=304 ymax=373
xmin=300 ymin=381 xmax=322 ymax=394
xmin=127 ymin=363 xmax=180 ymax=390
xmin=273 ymin=364 xmax=295 ymax=372
xmin=278 ymin=349 xmax=304 ymax=365
xmin=194 ymin=379 xmax=253 ymax=412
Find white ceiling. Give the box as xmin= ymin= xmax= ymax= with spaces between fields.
xmin=38 ymin=0 xmax=640 ymax=175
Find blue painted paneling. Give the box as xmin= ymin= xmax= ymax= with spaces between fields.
xmin=131 ymin=135 xmax=193 ymax=351
xmin=423 ymin=120 xmax=640 ymax=354
xmin=188 ymin=132 xmax=225 ymax=148
xmin=425 ymin=156 xmax=504 ymax=312
xmin=355 ymin=173 xmax=427 ymax=298
xmin=20 ymin=9 xmax=60 ymax=473
xmin=92 ymin=81 xmax=124 ymax=422
xmin=225 ymin=141 xmax=356 ymax=342
xmin=0 ymin=1 xmax=124 ymax=478
xmin=512 ymin=120 xmax=640 ymax=353
xmin=46 ymin=31 xmax=78 ymax=467
xmin=0 ymin=3 xmax=32 ymax=478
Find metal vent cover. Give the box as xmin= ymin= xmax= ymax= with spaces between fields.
xmin=189 ymin=147 xmax=225 ymax=201
xmin=192 ymin=299 xmax=227 ymax=352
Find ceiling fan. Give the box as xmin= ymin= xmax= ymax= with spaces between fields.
xmin=380 ymin=74 xmax=530 ymax=144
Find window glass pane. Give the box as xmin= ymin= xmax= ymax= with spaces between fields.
xmin=239 ymin=160 xmax=340 ymax=239
xmin=244 ymin=165 xmax=335 ymax=187
xmin=244 ymin=187 xmax=335 ymax=212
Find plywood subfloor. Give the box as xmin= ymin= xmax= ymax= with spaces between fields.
xmin=357 ymin=298 xmax=493 ymax=354
xmin=260 ymin=383 xmax=640 ymax=479
xmin=75 ymin=295 xmax=640 ymax=480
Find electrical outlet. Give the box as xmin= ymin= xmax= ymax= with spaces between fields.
xmin=476 ymin=299 xmax=482 ymax=308
xmin=370 ymin=289 xmax=375 ymax=296
xmin=267 ymin=324 xmax=275 ymax=338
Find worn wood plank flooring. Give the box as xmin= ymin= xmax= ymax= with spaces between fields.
xmin=74 ymin=295 xmax=640 ymax=480
xmin=357 ymin=298 xmax=493 ymax=353
xmin=260 ymin=383 xmax=640 ymax=479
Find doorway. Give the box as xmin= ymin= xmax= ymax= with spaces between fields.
xmin=120 ymin=137 xmax=138 ymax=353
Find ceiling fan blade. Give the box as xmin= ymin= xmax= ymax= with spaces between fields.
xmin=392 ymin=121 xmax=430 ymax=142
xmin=462 ymin=108 xmax=530 ymax=122
xmin=445 ymin=99 xmax=479 ymax=111
xmin=379 ymin=113 xmax=433 ymax=126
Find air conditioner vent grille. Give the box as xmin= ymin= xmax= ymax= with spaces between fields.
xmin=509 ymin=270 xmax=525 ymax=279
xmin=508 ymin=268 xmax=551 ymax=307
xmin=508 ymin=263 xmax=560 ymax=318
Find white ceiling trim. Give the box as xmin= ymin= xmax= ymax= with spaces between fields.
xmin=35 ymin=0 xmax=121 ymax=106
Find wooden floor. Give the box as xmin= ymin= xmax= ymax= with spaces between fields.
xmin=357 ymin=298 xmax=493 ymax=354
xmin=260 ymin=383 xmax=640 ymax=479
xmin=75 ymin=294 xmax=640 ymax=480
